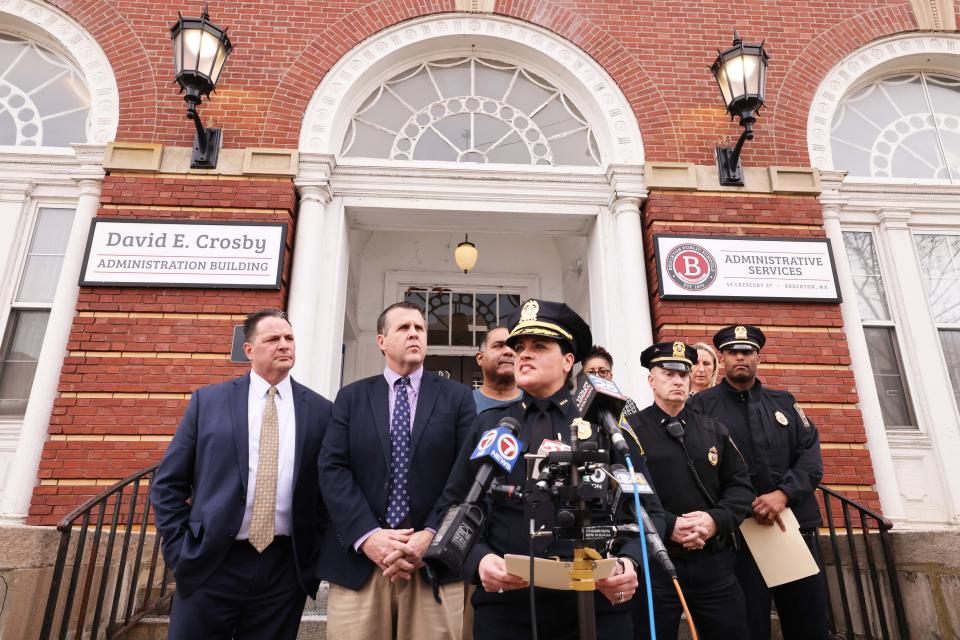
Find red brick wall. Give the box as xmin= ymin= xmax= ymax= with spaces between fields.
xmin=643 ymin=190 xmax=880 ymax=513
xmin=26 ymin=174 xmax=296 ymax=524
xmin=50 ymin=0 xmax=914 ymax=163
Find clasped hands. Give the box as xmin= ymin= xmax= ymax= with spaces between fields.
xmin=361 ymin=528 xmax=435 ymax=582
xmin=670 ymin=510 xmax=718 ymax=550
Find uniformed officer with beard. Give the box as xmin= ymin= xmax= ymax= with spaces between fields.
xmin=626 ymin=341 xmax=754 ymax=640
xmin=687 ymin=325 xmax=828 ymax=640
xmin=439 ymin=299 xmax=666 ymax=640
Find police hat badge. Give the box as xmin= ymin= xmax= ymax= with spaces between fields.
xmin=735 ymin=325 xmax=748 ymax=340
xmin=520 ymin=299 xmax=539 ymax=321
xmin=672 ymin=341 xmax=686 ymax=359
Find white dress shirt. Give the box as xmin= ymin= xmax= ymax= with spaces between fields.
xmin=237 ymin=371 xmax=296 ymax=539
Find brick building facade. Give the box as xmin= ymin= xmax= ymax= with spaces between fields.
xmin=1 ymin=3 xmax=959 ymax=632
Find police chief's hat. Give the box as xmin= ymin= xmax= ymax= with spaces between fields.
xmin=640 ymin=341 xmax=699 ymax=372
xmin=506 ymin=299 xmax=592 ymax=363
xmin=713 ymin=324 xmax=766 ymax=352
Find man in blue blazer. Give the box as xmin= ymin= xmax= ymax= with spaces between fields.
xmin=319 ymin=301 xmax=476 ymax=639
xmin=151 ymin=309 xmax=333 ymax=640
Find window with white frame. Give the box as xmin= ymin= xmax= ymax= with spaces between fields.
xmin=842 ymin=230 xmax=917 ymax=428
xmin=913 ymin=233 xmax=960 ymax=408
xmin=831 ymin=72 xmax=960 ymax=181
xmin=403 ymin=287 xmax=522 ymax=348
xmin=0 ymin=31 xmax=92 ymax=147
xmin=342 ymin=57 xmax=600 ymax=166
xmin=0 ymin=207 xmax=74 ymax=417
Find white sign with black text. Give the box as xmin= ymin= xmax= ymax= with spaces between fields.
xmin=80 ymin=218 xmax=286 ymax=289
xmin=654 ymin=234 xmax=841 ymax=302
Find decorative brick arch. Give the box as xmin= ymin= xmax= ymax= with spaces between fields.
xmin=806 ymin=33 xmax=960 ymax=171
xmin=770 ymin=3 xmax=916 ymax=165
xmin=48 ymin=0 xmax=158 ymax=143
xmin=1 ymin=0 xmax=122 ymax=143
xmin=266 ymin=1 xmax=673 ymax=160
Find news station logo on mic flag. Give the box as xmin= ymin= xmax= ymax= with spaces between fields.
xmin=470 ymin=427 xmax=524 ymax=473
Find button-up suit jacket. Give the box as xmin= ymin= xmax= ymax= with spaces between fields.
xmin=151 ymin=374 xmax=333 ymax=598
xmin=317 ymin=369 xmax=476 ymax=590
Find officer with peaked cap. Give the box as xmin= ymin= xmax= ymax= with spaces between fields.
xmin=438 ymin=299 xmax=665 ymax=640
xmin=625 ymin=341 xmax=754 ymax=640
xmin=687 ymin=325 xmax=828 ymax=640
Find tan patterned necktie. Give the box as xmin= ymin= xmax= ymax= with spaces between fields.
xmin=248 ymin=385 xmax=278 ymax=552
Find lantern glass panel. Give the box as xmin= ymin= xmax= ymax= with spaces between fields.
xmin=173 ymin=31 xmax=183 ymax=75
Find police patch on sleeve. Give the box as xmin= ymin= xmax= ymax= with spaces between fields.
xmin=707 ymin=446 xmax=719 ymax=466
xmin=794 ymin=403 xmax=811 ymax=429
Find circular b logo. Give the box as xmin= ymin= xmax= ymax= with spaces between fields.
xmin=666 ymin=243 xmax=717 ymax=291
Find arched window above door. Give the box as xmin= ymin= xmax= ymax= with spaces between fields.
xmin=341 ymin=57 xmax=600 ymax=166
xmin=0 ymin=31 xmax=91 ymax=147
xmin=830 ymin=72 xmax=960 ymax=180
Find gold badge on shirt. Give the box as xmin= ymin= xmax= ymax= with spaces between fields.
xmin=707 ymin=446 xmax=719 ymax=466
xmin=775 ymin=410 xmax=789 ymax=426
xmin=572 ymin=418 xmax=592 ymax=440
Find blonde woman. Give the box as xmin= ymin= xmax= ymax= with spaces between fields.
xmin=690 ymin=342 xmax=719 ymax=394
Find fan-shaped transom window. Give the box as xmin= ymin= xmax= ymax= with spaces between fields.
xmin=0 ymin=32 xmax=91 ymax=147
xmin=341 ymin=57 xmax=600 ymax=166
xmin=831 ymin=72 xmax=960 ymax=180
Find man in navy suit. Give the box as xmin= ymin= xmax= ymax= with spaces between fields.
xmin=151 ymin=309 xmax=333 ymax=640
xmin=319 ymin=301 xmax=476 ymax=639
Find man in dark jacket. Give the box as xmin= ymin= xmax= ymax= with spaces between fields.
xmin=626 ymin=340 xmax=754 ymax=640
xmin=687 ymin=324 xmax=828 ymax=640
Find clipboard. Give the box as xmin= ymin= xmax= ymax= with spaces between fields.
xmin=503 ymin=554 xmax=619 ymax=590
xmin=739 ymin=507 xmax=820 ymax=588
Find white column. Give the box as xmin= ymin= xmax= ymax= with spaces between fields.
xmin=610 ymin=196 xmax=653 ymax=406
xmin=820 ymin=198 xmax=904 ymax=519
xmin=287 ymin=183 xmax=331 ymax=388
xmin=879 ymin=209 xmax=960 ymax=523
xmin=306 ymin=198 xmax=349 ymax=399
xmin=0 ymin=174 xmax=103 ymax=520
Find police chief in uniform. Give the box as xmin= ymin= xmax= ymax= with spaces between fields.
xmin=625 ymin=341 xmax=754 ymax=640
xmin=687 ymin=325 xmax=828 ymax=640
xmin=439 ymin=299 xmax=666 ymax=640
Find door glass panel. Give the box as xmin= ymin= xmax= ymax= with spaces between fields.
xmin=427 ymin=291 xmax=450 ymax=346
xmin=863 ymin=327 xmax=916 ymax=428
xmin=451 ymin=293 xmax=473 ymax=346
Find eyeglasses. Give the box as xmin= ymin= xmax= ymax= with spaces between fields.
xmin=584 ymin=368 xmax=612 ymax=379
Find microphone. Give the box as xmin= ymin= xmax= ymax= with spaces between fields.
xmin=574 ymin=374 xmax=631 ymax=458
xmin=424 ymin=418 xmax=525 ymax=578
xmin=608 ymin=464 xmax=676 ymax=579
xmin=464 ymin=417 xmax=524 ymax=503
xmin=664 ymin=417 xmax=685 ymax=442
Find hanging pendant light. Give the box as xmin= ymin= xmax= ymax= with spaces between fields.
xmin=454 ymin=234 xmax=478 ymax=273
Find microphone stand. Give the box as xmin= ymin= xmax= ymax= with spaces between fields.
xmin=567 ymin=421 xmax=598 ymax=640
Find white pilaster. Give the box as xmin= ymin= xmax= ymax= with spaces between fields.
xmin=287 ymin=183 xmax=331 ymax=388
xmin=819 ymin=171 xmax=904 ymax=519
xmin=0 ymin=145 xmax=104 ymax=520
xmin=879 ymin=208 xmax=960 ymax=524
xmin=289 ymin=154 xmax=349 ymax=399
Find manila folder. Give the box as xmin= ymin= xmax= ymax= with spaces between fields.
xmin=739 ymin=507 xmax=820 ymax=588
xmin=504 ymin=554 xmax=619 ymax=590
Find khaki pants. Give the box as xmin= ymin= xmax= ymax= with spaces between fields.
xmin=327 ymin=571 xmax=465 ymax=640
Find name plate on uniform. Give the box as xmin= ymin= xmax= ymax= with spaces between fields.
xmin=80 ymin=218 xmax=286 ymax=289
xmin=654 ymin=234 xmax=841 ymax=302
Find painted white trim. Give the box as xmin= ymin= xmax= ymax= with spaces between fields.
xmin=808 ymin=33 xmax=960 ymax=172
xmin=300 ymin=13 xmax=643 ymax=165
xmin=382 ymin=270 xmax=539 ymax=312
xmin=0 ymin=0 xmax=119 ymax=145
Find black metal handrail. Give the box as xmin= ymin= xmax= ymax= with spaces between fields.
xmin=39 ymin=463 xmax=172 ymax=640
xmin=816 ymin=485 xmax=910 ymax=640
